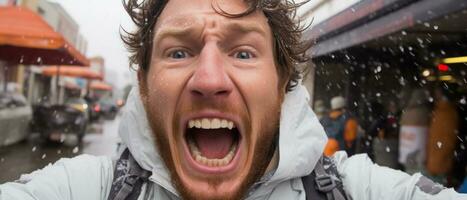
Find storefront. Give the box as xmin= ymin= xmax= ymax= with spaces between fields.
xmin=305 ymin=0 xmax=467 ymax=187
xmin=306 ymin=0 xmax=467 ymax=120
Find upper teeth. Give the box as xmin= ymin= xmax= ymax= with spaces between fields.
xmin=188 ymin=118 xmax=235 ymax=130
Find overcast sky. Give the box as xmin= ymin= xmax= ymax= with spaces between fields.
xmin=51 ymin=0 xmax=136 ymax=90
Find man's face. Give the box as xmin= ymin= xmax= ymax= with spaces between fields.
xmin=139 ymin=0 xmax=283 ymax=199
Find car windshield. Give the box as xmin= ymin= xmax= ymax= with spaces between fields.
xmin=65 ymin=98 xmax=86 ymax=105
xmin=98 ymin=98 xmax=114 ymax=105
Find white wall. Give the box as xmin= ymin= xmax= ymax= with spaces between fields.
xmin=37 ymin=0 xmax=80 ymax=47
xmin=298 ymin=0 xmax=361 ymax=26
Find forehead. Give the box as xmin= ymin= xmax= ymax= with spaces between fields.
xmin=155 ymin=0 xmax=270 ymax=35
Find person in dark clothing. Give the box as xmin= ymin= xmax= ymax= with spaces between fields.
xmin=321 ymin=96 xmax=359 ymax=156
xmin=368 ymin=100 xmax=401 ymax=169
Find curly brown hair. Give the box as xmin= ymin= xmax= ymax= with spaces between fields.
xmin=121 ymin=0 xmax=312 ymax=92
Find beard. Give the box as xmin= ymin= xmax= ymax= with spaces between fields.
xmin=139 ymin=83 xmax=281 ymax=200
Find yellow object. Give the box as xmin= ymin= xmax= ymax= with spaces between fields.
xmin=442 ymin=56 xmax=467 ymax=64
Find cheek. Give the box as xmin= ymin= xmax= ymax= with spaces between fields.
xmin=233 ymin=62 xmax=281 ymax=134
xmin=237 ymin=65 xmax=281 ymax=112
xmin=144 ymin=69 xmax=184 ymax=125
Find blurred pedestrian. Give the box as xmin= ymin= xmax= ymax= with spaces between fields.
xmin=369 ymin=100 xmax=401 ymax=169
xmin=452 ymin=91 xmax=467 ymax=189
xmin=320 ymin=96 xmax=359 ymax=156
xmin=313 ymin=99 xmax=327 ymax=120
xmin=399 ymin=89 xmax=431 ymax=174
xmin=426 ymin=86 xmax=459 ymax=185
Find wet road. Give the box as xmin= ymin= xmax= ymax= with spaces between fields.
xmin=0 ymin=115 xmax=121 ymax=183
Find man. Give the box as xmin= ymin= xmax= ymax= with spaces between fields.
xmin=426 ymin=86 xmax=459 ymax=185
xmin=399 ymin=89 xmax=431 ymax=174
xmin=320 ymin=96 xmax=359 ymax=156
xmin=0 ymin=0 xmax=465 ymax=199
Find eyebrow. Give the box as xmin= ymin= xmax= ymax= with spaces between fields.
xmin=224 ymin=21 xmax=268 ymax=37
xmin=153 ymin=19 xmax=268 ymax=43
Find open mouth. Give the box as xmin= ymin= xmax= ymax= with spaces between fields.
xmin=185 ymin=118 xmax=241 ymax=168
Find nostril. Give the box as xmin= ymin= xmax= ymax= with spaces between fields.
xmin=190 ymin=89 xmax=230 ymax=97
xmin=214 ymin=90 xmax=229 ymax=96
xmin=191 ymin=90 xmax=204 ymax=97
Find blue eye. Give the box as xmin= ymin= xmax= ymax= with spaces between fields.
xmin=235 ymin=51 xmax=252 ymax=59
xmin=170 ymin=50 xmax=189 ymax=59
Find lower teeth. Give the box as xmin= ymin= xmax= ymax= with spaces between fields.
xmin=189 ymin=141 xmax=236 ymax=167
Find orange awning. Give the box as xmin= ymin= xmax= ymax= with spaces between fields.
xmin=90 ymin=81 xmax=113 ymax=91
xmin=0 ymin=6 xmax=89 ymax=66
xmin=41 ymin=66 xmax=103 ymax=80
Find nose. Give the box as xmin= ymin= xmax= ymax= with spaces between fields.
xmin=187 ymin=43 xmax=233 ymax=99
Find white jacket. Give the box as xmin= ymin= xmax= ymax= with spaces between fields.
xmin=0 ymin=85 xmax=465 ymax=200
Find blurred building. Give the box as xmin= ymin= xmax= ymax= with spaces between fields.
xmin=7 ymin=0 xmax=91 ymax=104
xmin=89 ymin=56 xmax=105 ymax=77
xmin=300 ymin=0 xmax=467 ymax=188
xmin=1 ymin=0 xmax=88 ymax=99
xmin=300 ymin=0 xmax=467 ymax=122
xmin=88 ymin=56 xmax=114 ymax=99
xmin=298 ymin=0 xmax=359 ymax=105
xmin=36 ymin=0 xmax=87 ymax=55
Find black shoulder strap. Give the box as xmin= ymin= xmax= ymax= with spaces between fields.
xmin=302 ymin=156 xmax=348 ymax=200
xmin=107 ymin=149 xmax=152 ymax=200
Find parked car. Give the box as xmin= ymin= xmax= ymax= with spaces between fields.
xmin=98 ymin=97 xmax=118 ymax=120
xmin=84 ymin=96 xmax=101 ymax=122
xmin=31 ymin=100 xmax=88 ymax=144
xmin=85 ymin=96 xmax=119 ymax=122
xmin=66 ymin=97 xmax=90 ymax=121
xmin=89 ymin=100 xmax=101 ymax=122
xmin=0 ymin=92 xmax=32 ymax=147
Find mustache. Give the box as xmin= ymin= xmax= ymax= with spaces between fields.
xmin=187 ymin=98 xmax=240 ymax=111
xmin=176 ymin=98 xmax=247 ymax=119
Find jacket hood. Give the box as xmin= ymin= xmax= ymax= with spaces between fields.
xmin=118 ymin=84 xmax=327 ymax=194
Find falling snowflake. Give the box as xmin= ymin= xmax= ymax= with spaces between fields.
xmin=460 ymin=97 xmax=466 ymax=105
xmin=72 ymin=146 xmax=79 ymax=154
xmin=437 ymin=142 xmax=442 ymax=149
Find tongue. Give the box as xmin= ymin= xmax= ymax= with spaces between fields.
xmin=192 ymin=129 xmax=234 ymax=159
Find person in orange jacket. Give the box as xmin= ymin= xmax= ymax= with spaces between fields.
xmin=320 ymin=96 xmax=359 ymax=156
xmin=426 ymin=86 xmax=460 ymax=185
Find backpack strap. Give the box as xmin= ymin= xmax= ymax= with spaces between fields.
xmin=107 ymin=149 xmax=152 ymax=200
xmin=302 ymin=156 xmax=348 ymax=200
